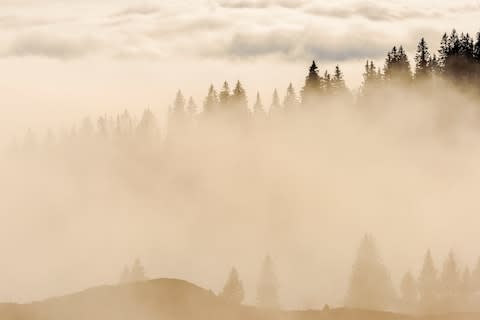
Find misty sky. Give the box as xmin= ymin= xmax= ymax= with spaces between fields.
xmin=1 ymin=0 xmax=480 ymax=139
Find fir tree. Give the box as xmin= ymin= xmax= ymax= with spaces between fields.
xmin=418 ymin=250 xmax=438 ymax=309
xmin=400 ymin=271 xmax=418 ymax=311
xmin=283 ymin=83 xmax=298 ymax=110
xmin=332 ymin=65 xmax=347 ymax=93
xmin=301 ymin=61 xmax=321 ymax=105
xmin=204 ymin=85 xmax=219 ymax=114
xmin=186 ymin=97 xmax=198 ymax=116
xmin=219 ymin=81 xmax=231 ymax=108
xmin=270 ymin=89 xmax=281 ymax=114
xmin=345 ymin=235 xmax=396 ymax=310
xmin=130 ymin=258 xmax=146 ymax=282
xmin=257 ymin=255 xmax=279 ymax=309
xmin=415 ymin=38 xmax=431 ymax=79
xmin=231 ymin=81 xmax=248 ymax=112
xmin=440 ymin=251 xmax=460 ymax=298
xmin=253 ymin=92 xmax=266 ymax=115
xmin=220 ymin=267 xmax=245 ymax=304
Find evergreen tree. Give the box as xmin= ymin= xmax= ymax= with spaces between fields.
xmin=253 ymin=92 xmax=266 ymax=115
xmin=438 ymin=32 xmax=450 ymax=71
xmin=138 ymin=109 xmax=158 ymax=137
xmin=130 ymin=258 xmax=147 ymax=282
xmin=384 ymin=46 xmax=412 ymax=82
xmin=400 ymin=271 xmax=418 ymax=311
xmin=440 ymin=251 xmax=460 ymax=298
xmin=323 ymin=70 xmax=332 ymax=93
xmin=270 ymin=89 xmax=281 ymax=115
xmin=231 ymin=81 xmax=248 ymax=111
xmin=220 ymin=267 xmax=245 ymax=304
xmin=332 ymin=65 xmax=347 ymax=93
xmin=187 ymin=97 xmax=198 ymax=116
xmin=474 ymin=32 xmax=480 ymax=62
xmin=345 ymin=235 xmax=396 ymax=310
xmin=418 ymin=250 xmax=438 ymax=309
xmin=257 ymin=255 xmax=279 ymax=309
xmin=283 ymin=83 xmax=298 ymax=110
xmin=219 ymin=81 xmax=231 ymax=108
xmin=301 ymin=61 xmax=321 ymax=105
xmin=204 ymin=85 xmax=219 ymax=114
xmin=172 ymin=90 xmax=186 ymax=115
xmin=460 ymin=267 xmax=473 ymax=297
xmin=415 ymin=38 xmax=432 ymax=79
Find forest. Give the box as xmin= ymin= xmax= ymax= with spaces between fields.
xmin=3 ymin=28 xmax=480 ymax=314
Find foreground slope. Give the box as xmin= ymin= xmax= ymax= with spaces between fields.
xmin=0 ymin=279 xmax=478 ymax=320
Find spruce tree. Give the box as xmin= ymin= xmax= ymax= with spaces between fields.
xmin=345 ymin=235 xmax=396 ymax=310
xmin=415 ymin=38 xmax=431 ymax=79
xmin=283 ymin=83 xmax=298 ymax=110
xmin=418 ymin=250 xmax=438 ymax=309
xmin=332 ymin=65 xmax=347 ymax=93
xmin=400 ymin=271 xmax=418 ymax=311
xmin=219 ymin=81 xmax=231 ymax=108
xmin=173 ymin=90 xmax=186 ymax=115
xmin=440 ymin=251 xmax=460 ymax=298
xmin=301 ymin=61 xmax=321 ymax=105
xmin=186 ymin=97 xmax=198 ymax=116
xmin=203 ymin=85 xmax=218 ymax=114
xmin=130 ymin=258 xmax=147 ymax=282
xmin=232 ymin=80 xmax=248 ymax=112
xmin=220 ymin=267 xmax=245 ymax=304
xmin=253 ymin=92 xmax=265 ymax=115
xmin=257 ymin=255 xmax=279 ymax=309
xmin=270 ymin=89 xmax=281 ymax=115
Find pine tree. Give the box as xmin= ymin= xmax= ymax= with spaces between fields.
xmin=138 ymin=109 xmax=157 ymax=137
xmin=270 ymin=89 xmax=281 ymax=115
xmin=415 ymin=38 xmax=431 ymax=79
xmin=418 ymin=250 xmax=438 ymax=309
xmin=219 ymin=81 xmax=231 ymax=108
xmin=384 ymin=46 xmax=412 ymax=82
xmin=172 ymin=90 xmax=186 ymax=115
xmin=474 ymin=32 xmax=480 ymax=62
xmin=332 ymin=65 xmax=347 ymax=94
xmin=220 ymin=267 xmax=245 ymax=304
xmin=345 ymin=235 xmax=396 ymax=310
xmin=283 ymin=83 xmax=298 ymax=110
xmin=186 ymin=97 xmax=198 ymax=116
xmin=400 ymin=271 xmax=418 ymax=311
xmin=253 ymin=92 xmax=266 ymax=115
xmin=130 ymin=259 xmax=146 ymax=282
xmin=257 ymin=255 xmax=279 ymax=309
xmin=438 ymin=32 xmax=450 ymax=71
xmin=231 ymin=81 xmax=248 ymax=112
xmin=204 ymin=85 xmax=219 ymax=114
xmin=440 ymin=251 xmax=460 ymax=298
xmin=301 ymin=61 xmax=321 ymax=105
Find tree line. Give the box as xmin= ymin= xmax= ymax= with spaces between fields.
xmin=346 ymin=235 xmax=480 ymax=314
xmin=9 ymin=28 xmax=480 ymax=151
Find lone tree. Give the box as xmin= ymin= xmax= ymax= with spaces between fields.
xmin=257 ymin=255 xmax=279 ymax=309
xmin=220 ymin=267 xmax=245 ymax=304
xmin=345 ymin=234 xmax=396 ymax=311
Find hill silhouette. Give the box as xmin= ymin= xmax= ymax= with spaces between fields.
xmin=0 ymin=279 xmax=478 ymax=320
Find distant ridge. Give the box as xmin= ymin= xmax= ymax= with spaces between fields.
xmin=0 ymin=278 xmax=478 ymax=320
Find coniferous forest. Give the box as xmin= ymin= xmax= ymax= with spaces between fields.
xmin=3 ymin=28 xmax=480 ymax=318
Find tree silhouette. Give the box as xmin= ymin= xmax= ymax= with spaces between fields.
xmin=301 ymin=61 xmax=321 ymax=105
xmin=204 ymin=84 xmax=219 ymax=114
xmin=130 ymin=258 xmax=147 ymax=282
xmin=418 ymin=250 xmax=438 ymax=311
xmin=220 ymin=267 xmax=245 ymax=304
xmin=257 ymin=255 xmax=279 ymax=309
xmin=345 ymin=235 xmax=396 ymax=311
xmin=400 ymin=271 xmax=418 ymax=312
xmin=283 ymin=83 xmax=298 ymax=111
xmin=253 ymin=92 xmax=266 ymax=116
xmin=219 ymin=81 xmax=231 ymax=108
xmin=415 ymin=38 xmax=432 ymax=79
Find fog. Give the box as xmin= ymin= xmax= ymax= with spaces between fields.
xmin=1 ymin=75 xmax=480 ymax=312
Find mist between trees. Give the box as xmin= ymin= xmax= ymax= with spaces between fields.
xmin=1 ymin=29 xmax=480 ymax=309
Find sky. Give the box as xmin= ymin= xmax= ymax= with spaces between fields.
xmin=0 ymin=0 xmax=480 ymax=139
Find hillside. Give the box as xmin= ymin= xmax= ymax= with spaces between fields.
xmin=0 ymin=279 xmax=477 ymax=320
